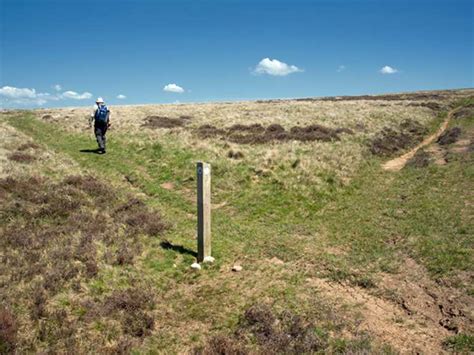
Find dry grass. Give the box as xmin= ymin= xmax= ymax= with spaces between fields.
xmin=142 ymin=115 xmax=191 ymax=128
xmin=195 ymin=302 xmax=379 ymax=354
xmin=17 ymin=142 xmax=40 ymax=151
xmin=32 ymin=90 xmax=470 ymax=188
xmin=0 ymin=121 xmax=80 ymax=179
xmin=2 ymin=89 xmax=472 ymax=353
xmin=0 ymin=173 xmax=167 ymax=352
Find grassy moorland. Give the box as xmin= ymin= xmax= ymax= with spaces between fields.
xmin=1 ymin=89 xmax=473 ymax=354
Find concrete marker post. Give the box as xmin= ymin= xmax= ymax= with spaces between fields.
xmin=197 ymin=162 xmax=211 ymax=263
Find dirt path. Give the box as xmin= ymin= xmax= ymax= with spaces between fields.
xmin=382 ymin=108 xmax=456 ymax=171
xmin=307 ymin=257 xmax=473 ymax=354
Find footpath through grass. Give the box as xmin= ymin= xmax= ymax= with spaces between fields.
xmin=6 ymin=110 xmax=473 ymax=286
xmin=3 ymin=105 xmax=473 ymax=352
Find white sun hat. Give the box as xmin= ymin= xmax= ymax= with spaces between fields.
xmin=96 ymin=97 xmax=104 ymax=103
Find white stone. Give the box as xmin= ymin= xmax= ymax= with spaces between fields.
xmin=232 ymin=265 xmax=243 ymax=272
xmin=203 ymin=256 xmax=215 ymax=263
xmin=190 ymin=263 xmax=201 ymax=270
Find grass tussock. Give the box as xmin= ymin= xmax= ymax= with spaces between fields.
xmin=17 ymin=142 xmax=40 ymax=151
xmin=7 ymin=151 xmax=37 ymax=163
xmin=406 ymin=149 xmax=432 ymax=168
xmin=195 ymin=303 xmax=378 ymax=354
xmin=104 ymin=288 xmax=156 ymax=337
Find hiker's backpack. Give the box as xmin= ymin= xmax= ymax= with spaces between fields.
xmin=95 ymin=105 xmax=109 ymax=123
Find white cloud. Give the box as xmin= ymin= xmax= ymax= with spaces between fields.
xmin=8 ymin=98 xmax=47 ymax=106
xmin=0 ymin=86 xmax=55 ymax=106
xmin=163 ymin=83 xmax=185 ymax=93
xmin=254 ymin=58 xmax=303 ymax=76
xmin=117 ymin=94 xmax=126 ymax=99
xmin=337 ymin=65 xmax=346 ymax=72
xmin=0 ymin=86 xmax=37 ymax=99
xmin=53 ymin=84 xmax=62 ymax=91
xmin=60 ymin=91 xmax=93 ymax=100
xmin=0 ymin=85 xmax=94 ymax=107
xmin=379 ymin=65 xmax=398 ymax=74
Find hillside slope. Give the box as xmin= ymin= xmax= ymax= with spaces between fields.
xmin=1 ymin=89 xmax=473 ymax=353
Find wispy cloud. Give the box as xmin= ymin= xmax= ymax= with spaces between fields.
xmin=0 ymin=86 xmax=38 ymax=99
xmin=60 ymin=91 xmax=93 ymax=100
xmin=337 ymin=65 xmax=346 ymax=72
xmin=254 ymin=57 xmax=303 ymax=76
xmin=163 ymin=83 xmax=185 ymax=93
xmin=117 ymin=94 xmax=127 ymax=99
xmin=0 ymin=85 xmax=94 ymax=106
xmin=53 ymin=84 xmax=62 ymax=91
xmin=379 ymin=65 xmax=398 ymax=74
xmin=0 ymin=86 xmax=54 ymax=106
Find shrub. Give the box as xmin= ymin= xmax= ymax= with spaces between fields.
xmin=0 ymin=308 xmax=18 ymax=353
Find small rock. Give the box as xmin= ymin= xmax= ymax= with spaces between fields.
xmin=191 ymin=263 xmax=201 ymax=270
xmin=203 ymin=256 xmax=215 ymax=263
xmin=212 ymin=201 xmax=227 ymax=210
xmin=160 ymin=182 xmax=175 ymax=190
xmin=232 ymin=265 xmax=243 ymax=272
xmin=269 ymin=257 xmax=284 ymax=265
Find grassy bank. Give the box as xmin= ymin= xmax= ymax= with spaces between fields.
xmin=1 ymin=96 xmax=473 ymax=353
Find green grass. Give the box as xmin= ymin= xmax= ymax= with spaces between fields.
xmin=6 ymin=110 xmax=473 ymax=281
xmin=321 ymin=156 xmax=473 ymax=279
xmin=2 ymin=101 xmax=473 ymax=352
xmin=443 ymin=333 xmax=474 ymax=353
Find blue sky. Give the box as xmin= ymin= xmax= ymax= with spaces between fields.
xmin=0 ymin=0 xmax=472 ymax=108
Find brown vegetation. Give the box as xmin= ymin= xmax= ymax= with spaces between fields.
xmin=7 ymin=151 xmax=37 ymax=163
xmin=196 ymin=123 xmax=351 ymax=144
xmin=437 ymin=127 xmax=462 ymax=145
xmin=17 ymin=142 xmax=40 ymax=151
xmin=295 ymin=91 xmax=452 ymax=102
xmin=453 ymin=104 xmax=474 ymax=120
xmin=406 ymin=149 xmax=431 ymax=168
xmin=370 ymin=119 xmax=428 ymax=156
xmin=142 ymin=115 xmax=190 ymax=128
xmin=195 ymin=124 xmax=226 ymax=138
xmin=195 ymin=303 xmax=374 ymax=354
xmin=227 ymin=150 xmax=244 ymax=159
xmin=0 ymin=308 xmax=18 ymax=354
xmin=406 ymin=101 xmax=443 ymax=111
xmin=0 ymin=174 xmax=167 ymax=352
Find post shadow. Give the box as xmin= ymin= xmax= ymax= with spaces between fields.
xmin=79 ymin=148 xmax=101 ymax=154
xmin=160 ymin=240 xmax=197 ymax=258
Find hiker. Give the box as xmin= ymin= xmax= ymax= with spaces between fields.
xmin=89 ymin=97 xmax=110 ymax=154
